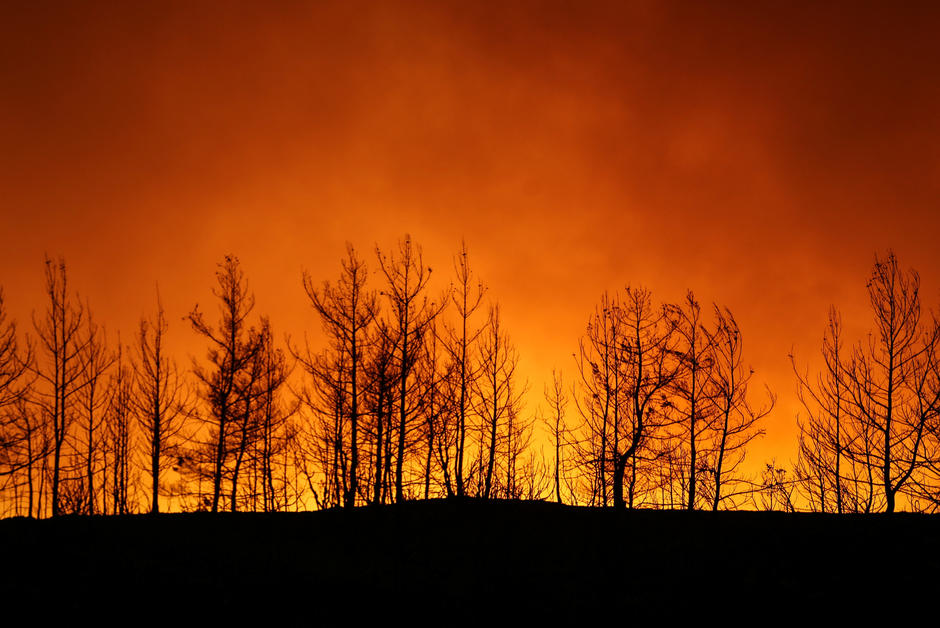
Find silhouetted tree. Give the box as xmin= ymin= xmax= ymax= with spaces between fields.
xmin=1 ymin=289 xmax=38 ymax=507
xmin=572 ymin=292 xmax=625 ymax=506
xmin=136 ymin=292 xmax=193 ymax=514
xmin=791 ymin=307 xmax=877 ymax=513
xmin=502 ymin=383 xmax=534 ymax=499
xmin=30 ymin=257 xmax=92 ymax=516
xmin=665 ymin=291 xmax=717 ymax=510
xmin=301 ymin=244 xmax=377 ymax=508
xmin=188 ymin=255 xmax=264 ymax=513
xmin=419 ymin=319 xmax=452 ymax=498
xmin=0 ymin=292 xmax=44 ymax=516
xmin=0 ymin=288 xmax=31 ymax=417
xmin=793 ymin=252 xmax=940 ymax=513
xmin=240 ymin=321 xmax=293 ymax=512
xmin=1 ymin=396 xmax=50 ymax=517
xmin=704 ymin=306 xmax=772 ymax=510
xmin=793 ymin=309 xmax=847 ymax=512
xmin=105 ymin=341 xmax=136 ymax=515
xmin=573 ymin=289 xmax=682 ymax=509
xmin=227 ymin=320 xmax=289 ymax=512
xmin=839 ymin=252 xmax=940 ymax=512
xmin=612 ymin=287 xmax=678 ymax=509
xmin=294 ymin=339 xmax=349 ymax=509
xmin=72 ymin=309 xmax=115 ymax=514
xmin=442 ymin=241 xmax=486 ymax=498
xmin=376 ymin=235 xmax=444 ymax=502
xmin=541 ymin=369 xmax=569 ymax=504
xmin=361 ymin=321 xmax=398 ymax=505
xmin=472 ymin=305 xmax=525 ymax=499
xmin=911 ymin=402 xmax=940 ymax=511
xmin=758 ymin=460 xmax=795 ymax=512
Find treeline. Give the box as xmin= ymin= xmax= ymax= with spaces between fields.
xmin=0 ymin=241 xmax=938 ymax=516
xmin=0 ymin=237 xmax=539 ymax=516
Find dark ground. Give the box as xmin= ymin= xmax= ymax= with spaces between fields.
xmin=1 ymin=499 xmax=937 ymax=621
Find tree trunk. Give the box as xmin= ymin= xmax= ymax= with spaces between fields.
xmin=151 ymin=411 xmax=161 ymax=514
xmin=373 ymin=399 xmax=384 ymax=505
xmin=347 ymin=339 xmax=359 ymax=509
xmin=211 ymin=412 xmax=226 ymax=513
xmin=395 ymin=316 xmax=409 ymax=503
xmin=613 ymin=453 xmax=627 ymax=509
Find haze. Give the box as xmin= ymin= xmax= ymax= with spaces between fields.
xmin=2 ymin=1 xmax=939 ymax=468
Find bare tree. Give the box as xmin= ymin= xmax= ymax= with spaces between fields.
xmin=665 ymin=291 xmax=717 ymax=510
xmin=0 ymin=288 xmax=31 ymax=414
xmin=572 ymin=288 xmax=678 ymax=509
xmin=0 ymin=292 xmax=45 ymax=516
xmin=1 ymin=288 xmax=40 ymax=504
xmin=294 ymin=342 xmax=349 ymax=509
xmin=136 ymin=291 xmax=193 ymax=514
xmin=541 ymin=369 xmax=569 ymax=504
xmin=223 ymin=320 xmax=296 ymax=512
xmin=757 ymin=460 xmax=795 ymax=512
xmin=72 ymin=309 xmax=115 ymax=514
xmin=413 ymin=317 xmax=454 ymax=499
xmin=704 ymin=306 xmax=772 ymax=510
xmin=105 ymin=341 xmax=137 ymax=515
xmin=188 ymin=255 xmax=264 ymax=513
xmin=503 ymin=382 xmax=534 ymax=499
xmin=791 ymin=307 xmax=877 ymax=513
xmin=443 ymin=241 xmax=486 ymax=498
xmin=250 ymin=324 xmax=294 ymax=512
xmin=1 ymin=396 xmax=51 ymax=517
xmin=472 ymin=304 xmax=525 ymax=499
xmin=30 ymin=257 xmax=92 ymax=516
xmin=228 ymin=320 xmax=281 ymax=513
xmin=572 ymin=292 xmax=625 ymax=506
xmin=792 ymin=309 xmax=847 ymax=512
xmin=361 ymin=321 xmax=398 ymax=505
xmin=375 ymin=234 xmax=444 ymax=502
xmin=839 ymin=252 xmax=940 ymax=512
xmin=301 ymin=244 xmax=377 ymax=508
xmin=612 ymin=287 xmax=678 ymax=510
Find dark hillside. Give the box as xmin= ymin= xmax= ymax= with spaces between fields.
xmin=2 ymin=500 xmax=938 ymax=621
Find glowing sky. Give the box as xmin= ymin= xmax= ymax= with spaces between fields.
xmin=2 ymin=1 xmax=939 ymax=469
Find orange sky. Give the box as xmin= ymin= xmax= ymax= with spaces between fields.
xmin=2 ymin=1 xmax=939 ymax=473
